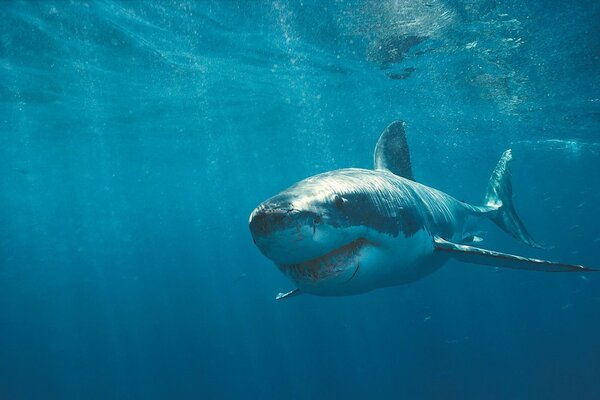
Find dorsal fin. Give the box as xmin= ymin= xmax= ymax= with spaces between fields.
xmin=373 ymin=120 xmax=415 ymax=180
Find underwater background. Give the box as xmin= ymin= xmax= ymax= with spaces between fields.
xmin=1 ymin=1 xmax=599 ymax=399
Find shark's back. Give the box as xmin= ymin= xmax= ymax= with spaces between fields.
xmin=309 ymin=168 xmax=481 ymax=241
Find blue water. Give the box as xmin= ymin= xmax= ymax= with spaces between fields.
xmin=1 ymin=1 xmax=599 ymax=399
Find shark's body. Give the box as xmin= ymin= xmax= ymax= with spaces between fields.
xmin=249 ymin=121 xmax=595 ymax=299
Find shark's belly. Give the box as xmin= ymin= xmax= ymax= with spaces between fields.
xmin=354 ymin=228 xmax=441 ymax=289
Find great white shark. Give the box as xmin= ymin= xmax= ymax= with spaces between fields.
xmin=249 ymin=121 xmax=596 ymax=299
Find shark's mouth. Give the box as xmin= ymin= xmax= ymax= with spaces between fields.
xmin=278 ymin=238 xmax=368 ymax=283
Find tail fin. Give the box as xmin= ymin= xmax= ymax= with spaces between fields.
xmin=485 ymin=149 xmax=542 ymax=248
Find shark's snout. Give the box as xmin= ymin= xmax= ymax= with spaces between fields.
xmin=249 ymin=200 xmax=328 ymax=264
xmin=249 ymin=205 xmax=291 ymax=237
xmin=249 ymin=203 xmax=320 ymax=239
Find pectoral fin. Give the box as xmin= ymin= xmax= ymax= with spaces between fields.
xmin=275 ymin=288 xmax=301 ymax=300
xmin=434 ymin=237 xmax=596 ymax=272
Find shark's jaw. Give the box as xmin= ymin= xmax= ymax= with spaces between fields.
xmin=248 ymin=201 xmax=380 ymax=292
xmin=276 ymin=237 xmax=371 ymax=291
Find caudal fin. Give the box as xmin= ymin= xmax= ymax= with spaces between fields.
xmin=485 ymin=149 xmax=542 ymax=248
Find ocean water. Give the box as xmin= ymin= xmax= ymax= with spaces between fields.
xmin=1 ymin=1 xmax=599 ymax=399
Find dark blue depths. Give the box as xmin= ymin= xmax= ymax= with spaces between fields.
xmin=0 ymin=1 xmax=599 ymax=399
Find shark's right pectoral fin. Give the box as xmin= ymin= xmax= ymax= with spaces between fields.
xmin=275 ymin=288 xmax=301 ymax=300
xmin=434 ymin=237 xmax=596 ymax=272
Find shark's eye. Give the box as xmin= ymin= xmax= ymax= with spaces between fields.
xmin=313 ymin=216 xmax=322 ymax=225
xmin=334 ymin=195 xmax=345 ymax=209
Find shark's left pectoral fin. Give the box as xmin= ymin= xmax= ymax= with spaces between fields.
xmin=434 ymin=237 xmax=596 ymax=272
xmin=275 ymin=288 xmax=301 ymax=300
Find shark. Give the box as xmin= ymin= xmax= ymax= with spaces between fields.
xmin=248 ymin=121 xmax=596 ymax=299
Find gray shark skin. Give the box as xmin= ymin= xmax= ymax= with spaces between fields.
xmin=249 ymin=121 xmax=596 ymax=299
